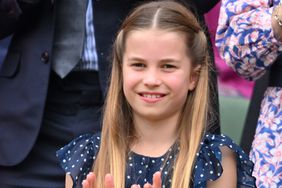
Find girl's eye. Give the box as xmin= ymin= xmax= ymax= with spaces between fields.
xmin=162 ymin=64 xmax=176 ymax=69
xmin=132 ymin=63 xmax=145 ymax=68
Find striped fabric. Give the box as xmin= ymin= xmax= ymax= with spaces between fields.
xmin=74 ymin=0 xmax=98 ymax=71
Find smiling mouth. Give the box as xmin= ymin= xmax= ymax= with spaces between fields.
xmin=142 ymin=94 xmax=162 ymax=98
xmin=139 ymin=93 xmax=166 ymax=99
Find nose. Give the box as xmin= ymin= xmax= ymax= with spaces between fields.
xmin=143 ymin=69 xmax=161 ymax=87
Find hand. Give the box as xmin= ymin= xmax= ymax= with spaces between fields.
xmin=82 ymin=172 xmax=115 ymax=188
xmin=131 ymin=171 xmax=162 ymax=188
xmin=272 ymin=3 xmax=282 ymax=42
xmin=82 ymin=171 xmax=161 ymax=188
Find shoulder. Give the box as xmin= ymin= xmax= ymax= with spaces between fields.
xmin=56 ymin=133 xmax=101 ymax=185
xmin=193 ymin=133 xmax=256 ymax=187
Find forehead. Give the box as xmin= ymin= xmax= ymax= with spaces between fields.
xmin=126 ymin=28 xmax=186 ymax=42
xmin=122 ymin=28 xmax=193 ymax=68
xmin=124 ymin=28 xmax=188 ymax=54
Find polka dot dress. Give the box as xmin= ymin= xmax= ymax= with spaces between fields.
xmin=56 ymin=133 xmax=256 ymax=188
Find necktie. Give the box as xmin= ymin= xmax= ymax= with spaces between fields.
xmin=52 ymin=0 xmax=87 ymax=78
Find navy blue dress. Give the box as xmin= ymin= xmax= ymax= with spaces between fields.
xmin=57 ymin=133 xmax=256 ymax=188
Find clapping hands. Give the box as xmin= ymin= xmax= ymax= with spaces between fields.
xmin=82 ymin=171 xmax=162 ymax=188
xmin=82 ymin=173 xmax=114 ymax=188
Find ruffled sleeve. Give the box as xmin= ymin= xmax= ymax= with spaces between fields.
xmin=193 ymin=133 xmax=256 ymax=188
xmin=56 ymin=133 xmax=101 ymax=188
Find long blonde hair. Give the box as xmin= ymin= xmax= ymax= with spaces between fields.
xmin=93 ymin=1 xmax=211 ymax=187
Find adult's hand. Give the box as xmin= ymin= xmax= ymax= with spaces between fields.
xmin=272 ymin=3 xmax=282 ymax=42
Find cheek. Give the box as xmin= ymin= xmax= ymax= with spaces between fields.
xmin=166 ymin=74 xmax=191 ymax=92
xmin=122 ymin=71 xmax=138 ymax=93
xmin=172 ymin=83 xmax=190 ymax=99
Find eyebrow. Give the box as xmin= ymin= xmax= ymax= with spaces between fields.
xmin=126 ymin=57 xmax=145 ymax=62
xmin=126 ymin=57 xmax=180 ymax=63
xmin=160 ymin=59 xmax=180 ymax=64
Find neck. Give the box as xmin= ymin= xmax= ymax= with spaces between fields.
xmin=131 ymin=114 xmax=179 ymax=157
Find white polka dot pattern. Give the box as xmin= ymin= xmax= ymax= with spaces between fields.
xmin=56 ymin=133 xmax=256 ymax=188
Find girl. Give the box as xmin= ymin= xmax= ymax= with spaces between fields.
xmin=57 ymin=1 xmax=256 ymax=187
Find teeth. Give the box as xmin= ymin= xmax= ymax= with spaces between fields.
xmin=143 ymin=94 xmax=161 ymax=98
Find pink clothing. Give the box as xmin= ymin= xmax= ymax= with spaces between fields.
xmin=215 ymin=0 xmax=282 ymax=187
xmin=204 ymin=2 xmax=254 ymax=98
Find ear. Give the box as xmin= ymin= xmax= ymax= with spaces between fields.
xmin=188 ymin=65 xmax=201 ymax=91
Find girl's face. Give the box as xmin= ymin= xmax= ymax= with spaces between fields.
xmin=122 ymin=28 xmax=197 ymax=122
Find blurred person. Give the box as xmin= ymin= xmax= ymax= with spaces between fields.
xmin=204 ymin=2 xmax=254 ymax=98
xmin=0 ymin=0 xmax=126 ymax=187
xmin=216 ymin=0 xmax=282 ymax=187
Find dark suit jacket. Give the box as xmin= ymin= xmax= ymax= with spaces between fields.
xmin=0 ymin=0 xmax=219 ymax=166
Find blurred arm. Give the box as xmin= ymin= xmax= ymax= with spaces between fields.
xmin=215 ymin=0 xmax=282 ymax=80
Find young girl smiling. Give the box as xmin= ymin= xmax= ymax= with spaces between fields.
xmin=57 ymin=1 xmax=256 ymax=187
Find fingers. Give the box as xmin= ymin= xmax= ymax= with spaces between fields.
xmin=82 ymin=172 xmax=96 ymax=188
xmin=143 ymin=183 xmax=152 ymax=188
xmin=132 ymin=171 xmax=162 ymax=188
xmin=82 ymin=180 xmax=90 ymax=188
xmin=81 ymin=172 xmax=161 ymax=188
xmin=131 ymin=184 xmax=141 ymax=188
xmin=104 ymin=173 xmax=115 ymax=188
xmin=130 ymin=184 xmax=141 ymax=188
xmin=152 ymin=171 xmax=162 ymax=188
